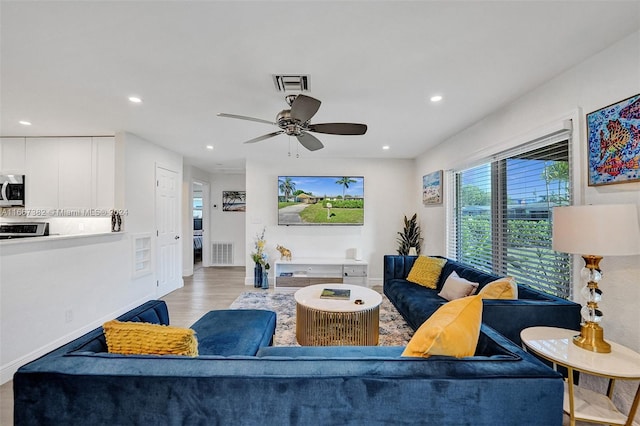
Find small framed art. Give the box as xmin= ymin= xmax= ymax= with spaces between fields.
xmin=222 ymin=191 xmax=246 ymax=212
xmin=422 ymin=170 xmax=443 ymax=205
xmin=586 ymin=94 xmax=640 ymax=186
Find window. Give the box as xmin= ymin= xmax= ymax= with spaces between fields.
xmin=193 ymin=196 xmax=203 ymax=219
xmin=448 ymin=132 xmax=572 ymax=298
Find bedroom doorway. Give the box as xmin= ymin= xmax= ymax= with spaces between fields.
xmin=192 ymin=180 xmax=209 ymax=271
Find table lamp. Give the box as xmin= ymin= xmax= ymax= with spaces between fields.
xmin=552 ymin=204 xmax=640 ymax=353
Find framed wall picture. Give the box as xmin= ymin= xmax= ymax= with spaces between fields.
xmin=222 ymin=191 xmax=246 ymax=212
xmin=422 ymin=170 xmax=443 ymax=205
xmin=586 ymin=94 xmax=640 ymax=186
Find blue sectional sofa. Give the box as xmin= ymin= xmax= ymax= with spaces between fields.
xmin=13 ymin=299 xmax=566 ymax=425
xmin=384 ymin=255 xmax=581 ymax=345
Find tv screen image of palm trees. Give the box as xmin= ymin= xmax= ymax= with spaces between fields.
xmin=278 ymin=176 xmax=364 ymax=225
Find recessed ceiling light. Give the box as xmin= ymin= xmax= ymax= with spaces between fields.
xmin=19 ymin=120 xmax=32 ymax=126
xmin=430 ymin=95 xmax=443 ymax=103
xmin=206 ymin=145 xmax=214 ymax=150
xmin=382 ymin=145 xmax=390 ymax=150
xmin=128 ymin=96 xmax=142 ymax=103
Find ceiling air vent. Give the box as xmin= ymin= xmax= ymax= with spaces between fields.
xmin=273 ymin=74 xmax=310 ymax=92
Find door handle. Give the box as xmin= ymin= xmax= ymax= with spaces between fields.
xmin=175 ymin=235 xmax=180 ymax=240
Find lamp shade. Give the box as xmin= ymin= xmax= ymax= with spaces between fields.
xmin=552 ymin=204 xmax=640 ymax=256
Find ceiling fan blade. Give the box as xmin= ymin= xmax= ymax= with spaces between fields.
xmin=308 ymin=123 xmax=368 ymax=135
xmin=217 ymin=113 xmax=276 ymax=126
xmin=243 ymin=131 xmax=284 ymax=144
xmin=296 ymin=132 xmax=324 ymax=151
xmin=290 ymin=95 xmax=321 ymax=123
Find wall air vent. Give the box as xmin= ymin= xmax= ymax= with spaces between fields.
xmin=211 ymin=242 xmax=234 ymax=266
xmin=273 ymin=74 xmax=310 ymax=92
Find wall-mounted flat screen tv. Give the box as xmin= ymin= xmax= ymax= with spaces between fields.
xmin=278 ymin=176 xmax=364 ymax=226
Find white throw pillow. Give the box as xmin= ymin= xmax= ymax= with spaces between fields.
xmin=437 ymin=271 xmax=479 ymax=301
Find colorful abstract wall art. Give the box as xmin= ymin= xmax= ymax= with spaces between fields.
xmin=587 ymin=94 xmax=640 ymax=186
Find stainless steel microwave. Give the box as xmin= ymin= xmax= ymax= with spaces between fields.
xmin=0 ymin=174 xmax=25 ymax=207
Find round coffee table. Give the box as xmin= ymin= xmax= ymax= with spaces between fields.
xmin=294 ymin=283 xmax=382 ymax=346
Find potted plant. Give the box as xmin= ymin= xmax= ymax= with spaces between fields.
xmin=397 ymin=213 xmax=423 ymax=255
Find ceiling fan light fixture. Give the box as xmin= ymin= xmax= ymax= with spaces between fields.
xmin=218 ymin=94 xmax=367 ymax=152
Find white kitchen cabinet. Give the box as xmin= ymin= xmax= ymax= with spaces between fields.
xmin=25 ymin=137 xmax=115 ymax=213
xmin=25 ymin=138 xmax=60 ymax=211
xmin=0 ymin=138 xmax=26 ymax=174
xmin=92 ymin=137 xmax=115 ymax=210
xmin=59 ymin=137 xmax=93 ymax=210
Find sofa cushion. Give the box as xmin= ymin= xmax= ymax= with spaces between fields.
xmin=190 ymin=309 xmax=276 ymax=356
xmin=103 ymin=320 xmax=199 ymax=356
xmin=384 ymin=278 xmax=446 ymax=329
xmin=402 ymin=295 xmax=483 ymax=358
xmin=479 ymin=277 xmax=518 ymax=299
xmin=406 ymin=256 xmax=446 ymax=289
xmin=437 ymin=271 xmax=479 ymax=301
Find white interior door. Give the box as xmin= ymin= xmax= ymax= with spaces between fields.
xmin=156 ymin=165 xmax=181 ymax=297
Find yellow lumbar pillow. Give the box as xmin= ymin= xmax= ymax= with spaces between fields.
xmin=402 ymin=295 xmax=483 ymax=358
xmin=406 ymin=256 xmax=447 ymax=289
xmin=478 ymin=277 xmax=518 ymax=300
xmin=103 ymin=320 xmax=199 ymax=357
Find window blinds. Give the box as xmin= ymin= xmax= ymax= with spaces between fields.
xmin=448 ymin=130 xmax=572 ymax=298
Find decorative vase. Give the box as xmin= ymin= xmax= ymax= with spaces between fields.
xmin=254 ymin=264 xmax=263 ymax=288
xmin=261 ymin=271 xmax=269 ymax=289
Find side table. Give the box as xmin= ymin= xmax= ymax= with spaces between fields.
xmin=521 ymin=327 xmax=640 ymax=426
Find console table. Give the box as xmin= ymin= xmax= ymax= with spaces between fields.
xmin=274 ymin=258 xmax=368 ymax=289
xmin=521 ymin=327 xmax=640 ymax=426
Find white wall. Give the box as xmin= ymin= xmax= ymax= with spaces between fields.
xmin=415 ymin=31 xmax=640 ymax=420
xmin=245 ymin=157 xmax=417 ymax=285
xmin=116 ymin=131 xmax=184 ymax=295
xmin=210 ymin=172 xmax=247 ymax=267
xmin=0 ymin=234 xmax=140 ymax=383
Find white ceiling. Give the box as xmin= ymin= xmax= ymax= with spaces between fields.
xmin=2 ymin=1 xmax=639 ymax=172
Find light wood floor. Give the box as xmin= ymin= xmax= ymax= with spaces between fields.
xmin=0 ymin=266 xmax=248 ymax=426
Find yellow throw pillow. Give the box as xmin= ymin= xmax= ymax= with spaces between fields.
xmin=406 ymin=256 xmax=447 ymax=289
xmin=103 ymin=320 xmax=199 ymax=357
xmin=478 ymin=277 xmax=518 ymax=300
xmin=402 ymin=295 xmax=483 ymax=358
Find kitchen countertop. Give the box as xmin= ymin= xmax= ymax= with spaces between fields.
xmin=0 ymin=231 xmax=125 ymax=246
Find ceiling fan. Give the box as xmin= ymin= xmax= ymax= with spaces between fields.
xmin=217 ymin=94 xmax=367 ymax=151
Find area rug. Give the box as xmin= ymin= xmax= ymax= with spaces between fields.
xmin=229 ymin=291 xmax=414 ymax=346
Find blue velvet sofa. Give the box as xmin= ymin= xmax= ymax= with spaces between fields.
xmin=14 ymin=299 xmax=565 ymax=425
xmin=384 ymin=255 xmax=581 ymax=345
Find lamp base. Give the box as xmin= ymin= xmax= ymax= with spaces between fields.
xmin=573 ymin=322 xmax=611 ymax=353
